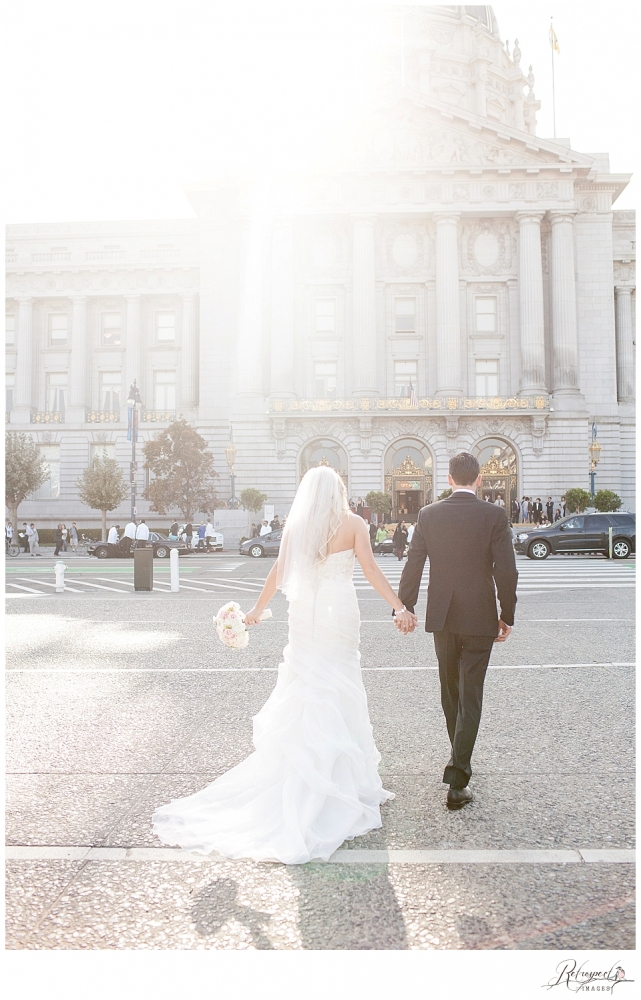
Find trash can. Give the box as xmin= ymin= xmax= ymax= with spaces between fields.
xmin=134 ymin=546 xmax=153 ymax=591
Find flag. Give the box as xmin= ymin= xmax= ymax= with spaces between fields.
xmin=409 ymin=381 xmax=418 ymax=407
xmin=549 ymin=24 xmax=560 ymax=54
xmin=592 ymin=421 xmax=598 ymax=440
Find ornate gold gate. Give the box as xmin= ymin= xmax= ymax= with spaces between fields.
xmin=473 ymin=439 xmax=518 ymax=510
xmin=384 ymin=441 xmax=433 ymax=520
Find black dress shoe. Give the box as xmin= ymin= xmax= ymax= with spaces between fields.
xmin=446 ymin=787 xmax=473 ymax=810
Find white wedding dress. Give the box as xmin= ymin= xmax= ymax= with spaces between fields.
xmin=152 ymin=548 xmax=394 ymax=864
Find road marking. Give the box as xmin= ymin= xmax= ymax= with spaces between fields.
xmin=6 ymin=583 xmax=48 ymax=595
xmin=64 ymin=578 xmax=131 ymax=593
xmin=7 ymin=662 xmax=633 ymax=674
xmin=4 ymin=846 xmax=634 ymax=865
xmin=16 ymin=578 xmax=84 ymax=593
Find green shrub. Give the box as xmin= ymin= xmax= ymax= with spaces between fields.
xmin=593 ymin=489 xmax=622 ymax=512
xmin=563 ymin=488 xmax=592 ymax=513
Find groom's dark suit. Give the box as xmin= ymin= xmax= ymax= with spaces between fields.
xmin=398 ymin=490 xmax=518 ymax=788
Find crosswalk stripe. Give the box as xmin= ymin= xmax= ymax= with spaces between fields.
xmin=16 ymin=578 xmax=84 ymax=594
xmin=7 ymin=582 xmax=49 ymax=594
xmin=64 ymin=578 xmax=131 ymax=593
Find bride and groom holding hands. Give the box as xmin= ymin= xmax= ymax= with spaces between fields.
xmin=153 ymin=451 xmax=518 ymax=865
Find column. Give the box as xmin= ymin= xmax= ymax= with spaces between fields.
xmin=125 ymin=295 xmax=142 ymax=400
xmin=269 ymin=219 xmax=295 ymax=396
xmin=352 ymin=215 xmax=377 ymax=395
xmin=236 ymin=220 xmax=263 ymax=398
xmin=180 ymin=294 xmax=198 ymax=409
xmin=434 ymin=212 xmax=462 ymax=396
xmin=12 ymin=296 xmax=34 ymax=422
xmin=516 ymin=211 xmax=546 ymax=393
xmin=615 ymin=286 xmax=635 ymax=401
xmin=549 ymin=211 xmax=580 ymax=394
xmin=67 ymin=295 xmax=88 ymax=421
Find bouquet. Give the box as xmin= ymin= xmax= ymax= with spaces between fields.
xmin=214 ymin=601 xmax=272 ymax=650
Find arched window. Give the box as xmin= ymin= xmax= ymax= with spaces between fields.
xmin=472 ymin=438 xmax=518 ymax=510
xmin=384 ymin=438 xmax=433 ymax=520
xmin=300 ymin=439 xmax=348 ymax=490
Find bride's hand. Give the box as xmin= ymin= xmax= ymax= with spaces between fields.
xmin=394 ymin=608 xmax=417 ymax=634
xmin=244 ymin=607 xmax=263 ymax=626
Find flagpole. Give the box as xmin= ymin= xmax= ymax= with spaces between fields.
xmin=550 ymin=17 xmax=557 ymax=138
xmin=401 ymin=6 xmax=405 ymax=88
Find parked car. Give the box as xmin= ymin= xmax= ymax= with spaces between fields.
xmin=239 ymin=529 xmax=282 ymax=558
xmin=373 ymin=537 xmax=397 ymax=555
xmin=176 ymin=524 xmax=224 ymax=552
xmin=513 ymin=512 xmax=635 ymax=560
xmin=89 ymin=532 xmax=192 ymax=560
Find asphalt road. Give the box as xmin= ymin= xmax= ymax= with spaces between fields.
xmin=5 ymin=550 xmax=635 ymax=951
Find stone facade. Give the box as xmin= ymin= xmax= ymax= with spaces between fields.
xmin=5 ymin=6 xmax=636 ymax=530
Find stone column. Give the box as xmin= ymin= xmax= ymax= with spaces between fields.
xmin=615 ymin=286 xmax=635 ymax=401
xmin=12 ymin=296 xmax=34 ymax=422
xmin=125 ymin=295 xmax=142 ymax=401
xmin=352 ymin=215 xmax=377 ymax=395
xmin=434 ymin=212 xmax=462 ymax=396
xmin=549 ymin=211 xmax=580 ymax=394
xmin=67 ymin=295 xmax=88 ymax=422
xmin=269 ymin=219 xmax=295 ymax=396
xmin=516 ymin=211 xmax=546 ymax=393
xmin=236 ymin=221 xmax=264 ymax=398
xmin=180 ymin=294 xmax=198 ymax=410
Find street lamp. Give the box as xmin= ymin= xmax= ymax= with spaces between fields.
xmin=225 ymin=430 xmax=239 ymax=509
xmin=588 ymin=423 xmax=601 ymax=499
xmin=126 ymin=380 xmax=143 ymax=521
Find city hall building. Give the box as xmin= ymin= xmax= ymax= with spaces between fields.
xmin=5 ymin=5 xmax=636 ymax=531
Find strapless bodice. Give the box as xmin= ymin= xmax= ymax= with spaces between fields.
xmin=317 ymin=548 xmax=355 ymax=582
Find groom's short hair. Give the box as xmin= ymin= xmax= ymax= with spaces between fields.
xmin=449 ymin=452 xmax=480 ymax=486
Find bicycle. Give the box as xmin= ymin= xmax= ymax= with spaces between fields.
xmin=7 ymin=542 xmax=21 ymax=558
xmin=74 ymin=534 xmax=93 ymax=556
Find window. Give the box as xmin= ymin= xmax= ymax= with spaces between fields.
xmin=315 ymin=300 xmax=335 ymax=334
xmin=6 ymin=373 xmax=15 ymax=413
xmin=49 ymin=314 xmax=68 ymax=346
xmin=154 ymin=370 xmax=176 ymax=410
xmin=156 ymin=311 xmax=176 ymax=343
xmin=46 ymin=372 xmax=67 ymax=412
xmin=99 ymin=371 xmax=121 ymax=412
xmin=394 ymin=360 xmax=418 ymax=397
xmin=395 ymin=298 xmax=416 ymax=332
xmin=475 ymin=359 xmax=499 ymax=397
xmin=37 ymin=445 xmax=60 ymax=499
xmin=606 ymin=514 xmax=634 ymax=526
xmin=5 ymin=315 xmax=15 ymax=346
xmin=314 ymin=361 xmax=337 ymax=399
xmin=475 ymin=297 xmax=497 ymax=333
xmin=564 ymin=517 xmax=584 ymax=530
xmin=101 ymin=312 xmax=122 ymax=347
xmin=90 ymin=443 xmax=116 ymax=465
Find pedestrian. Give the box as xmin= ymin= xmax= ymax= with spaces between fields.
xmin=520 ymin=497 xmax=528 ymax=524
xmin=197 ymin=522 xmax=207 ymax=549
xmin=527 ymin=497 xmax=534 ymax=523
xmin=356 ymin=497 xmax=365 ymax=518
xmin=5 ymin=521 xmax=13 ymax=553
xmin=205 ymin=519 xmax=216 ymax=551
xmin=20 ymin=522 xmax=30 ymax=553
xmin=184 ymin=522 xmax=193 ymax=548
xmin=546 ymin=497 xmax=554 ymax=523
xmin=348 ymin=498 xmax=356 ymax=513
xmin=532 ymin=498 xmax=543 ymax=524
xmin=375 ymin=524 xmax=388 ymax=548
xmin=70 ymin=522 xmax=78 ymax=554
xmin=369 ymin=521 xmax=378 ymax=549
xmin=135 ymin=519 xmax=150 ymax=546
xmin=393 ymin=521 xmax=408 ymax=561
xmin=28 ymin=523 xmax=41 ymax=556
xmin=169 ymin=521 xmax=179 ymax=541
xmin=61 ymin=523 xmax=68 ymax=552
xmin=259 ymin=520 xmax=270 ymax=536
xmin=107 ymin=524 xmax=120 ymax=556
xmin=561 ymin=495 xmax=567 ymax=517
xmin=269 ymin=514 xmax=281 ymax=531
xmin=407 ymin=522 xmax=415 ymax=545
xmin=511 ymin=497 xmax=520 ymax=523
xmin=495 ymin=495 xmax=505 ymax=508
xmin=122 ymin=518 xmax=137 ymax=555
xmin=554 ymin=507 xmax=562 ymax=521
xmin=53 ymin=523 xmax=64 ymax=556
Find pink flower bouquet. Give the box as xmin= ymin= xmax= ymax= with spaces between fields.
xmin=214 ymin=602 xmax=272 ymax=650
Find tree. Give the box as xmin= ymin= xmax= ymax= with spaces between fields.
xmin=563 ymin=487 xmax=592 ymax=514
xmin=76 ymin=452 xmax=129 ymax=540
xmin=240 ymin=488 xmax=268 ymax=536
xmin=143 ymin=418 xmax=219 ymax=521
xmin=593 ymin=489 xmax=622 ymax=512
xmin=437 ymin=488 xmax=453 ymax=500
xmin=365 ymin=491 xmax=392 ymax=520
xmin=5 ymin=432 xmax=49 ymax=537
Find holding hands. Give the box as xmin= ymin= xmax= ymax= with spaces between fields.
xmin=393 ymin=606 xmax=418 ymax=635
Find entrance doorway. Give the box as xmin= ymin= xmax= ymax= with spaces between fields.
xmin=395 ymin=490 xmax=422 ymax=520
xmin=384 ymin=439 xmax=433 ymax=521
xmin=473 ymin=439 xmax=518 ymax=513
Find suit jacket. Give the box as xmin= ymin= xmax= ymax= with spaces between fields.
xmin=532 ymin=502 xmax=543 ymax=516
xmin=398 ymin=491 xmax=518 ymax=636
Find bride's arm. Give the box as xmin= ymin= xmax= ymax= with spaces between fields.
xmin=244 ymin=560 xmax=278 ymax=625
xmin=353 ymin=517 xmax=417 ymax=632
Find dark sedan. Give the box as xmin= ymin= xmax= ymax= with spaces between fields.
xmin=513 ymin=512 xmax=635 ymax=559
xmin=240 ymin=529 xmax=283 ymax=558
xmin=89 ymin=532 xmax=193 ymax=560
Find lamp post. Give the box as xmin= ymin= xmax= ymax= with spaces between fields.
xmin=588 ymin=422 xmax=601 ymax=500
xmin=126 ymin=380 xmax=143 ymax=522
xmin=225 ymin=429 xmax=239 ymax=509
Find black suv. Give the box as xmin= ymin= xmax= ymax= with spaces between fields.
xmin=239 ymin=530 xmax=283 ymax=558
xmin=514 ymin=512 xmax=635 ymax=560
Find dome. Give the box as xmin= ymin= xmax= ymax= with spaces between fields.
xmin=425 ymin=5 xmax=498 ymax=34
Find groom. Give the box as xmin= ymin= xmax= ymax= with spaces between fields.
xmin=396 ymin=452 xmax=518 ymax=809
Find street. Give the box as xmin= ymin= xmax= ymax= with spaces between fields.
xmin=5 ymin=550 xmax=635 ymax=950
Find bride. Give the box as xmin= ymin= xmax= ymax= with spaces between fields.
xmin=152 ymin=466 xmax=417 ymax=865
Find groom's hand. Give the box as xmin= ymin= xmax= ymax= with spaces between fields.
xmin=495 ymin=619 xmax=511 ymax=643
xmin=394 ymin=608 xmax=417 ymax=634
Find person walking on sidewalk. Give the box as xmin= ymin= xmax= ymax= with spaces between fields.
xmin=122 ymin=519 xmax=137 ymax=555
xmin=20 ymin=522 xmax=30 ymax=553
xmin=70 ymin=522 xmax=79 ymax=554
xmin=61 ymin=524 xmax=68 ymax=552
xmin=53 ymin=524 xmax=64 ymax=556
xmin=546 ymin=497 xmax=554 ymax=523
xmin=135 ymin=519 xmax=150 ymax=547
xmin=108 ymin=524 xmax=120 ymax=557
xmin=393 ymin=521 xmax=408 ymax=561
xmin=28 ymin=524 xmax=41 ymax=556
xmin=205 ymin=520 xmax=216 ymax=551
